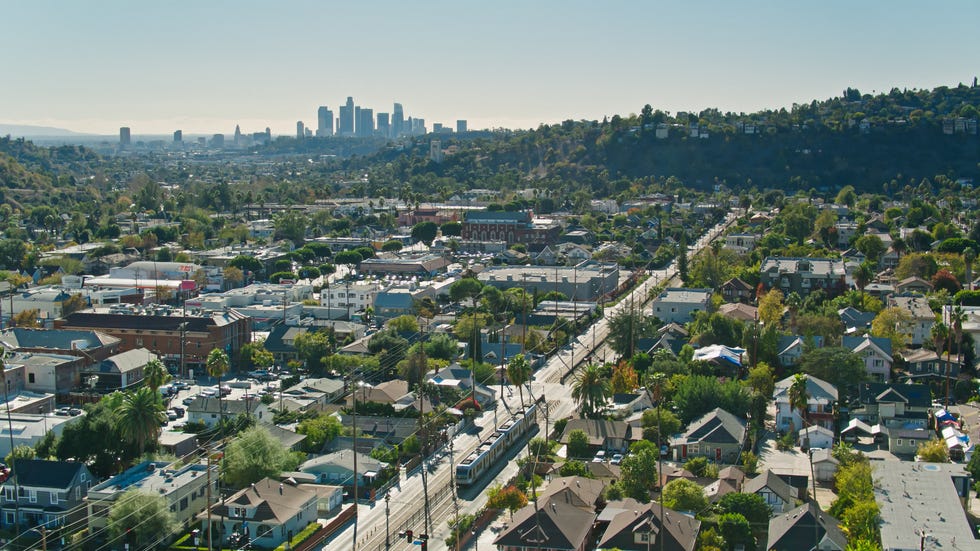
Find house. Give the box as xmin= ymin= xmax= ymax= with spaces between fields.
xmin=775 ymin=335 xmax=824 ymax=367
xmin=943 ymin=305 xmax=980 ymax=362
xmin=347 ymin=379 xmax=408 ymax=407
xmin=759 ymin=257 xmax=846 ymax=297
xmin=299 ymin=377 xmax=346 ymax=403
xmin=724 ymin=233 xmax=760 ymax=254
xmin=539 ymin=476 xmax=605 ymax=510
xmin=798 ymin=425 xmax=835 ymax=450
xmin=874 ymin=462 xmax=973 ymax=551
xmin=596 ymin=498 xmax=701 ymax=551
xmin=0 ymin=459 xmax=94 ymax=530
xmin=899 ymin=348 xmax=963 ymax=383
xmin=809 ymin=448 xmax=840 ymax=483
xmin=159 ymin=431 xmax=199 ymax=458
xmin=895 ymin=276 xmax=933 ymax=295
xmin=838 ymin=306 xmax=875 ymax=334
xmin=773 ymin=374 xmax=837 ymax=431
xmin=187 ymin=396 xmax=256 ymax=427
xmin=198 ymin=477 xmax=318 ymax=549
xmin=428 ymin=365 xmax=497 ymax=408
xmin=87 ymin=461 xmax=217 ymax=533
xmin=493 ymin=490 xmax=597 ymax=551
xmin=887 ymin=295 xmax=935 ymax=347
xmin=81 ymin=347 xmax=158 ymax=392
xmin=744 ymin=470 xmax=796 ymax=515
xmin=766 ymin=502 xmax=847 ymax=551
xmin=670 ymin=408 xmax=746 ymax=463
xmin=1 ymin=352 xmax=85 ymax=397
xmin=848 ymin=382 xmax=931 ymax=430
xmin=652 ymin=288 xmax=712 ymax=324
xmin=720 ymin=277 xmax=755 ymax=304
xmin=298 ymin=450 xmax=387 ymax=488
xmin=842 ymin=335 xmax=893 ymax=381
xmin=717 ymin=302 xmax=758 ymax=323
xmin=559 ymin=419 xmax=636 ymax=455
xmin=883 ymin=427 xmax=932 ymax=455
xmin=642 ymin=323 xmax=690 ymax=356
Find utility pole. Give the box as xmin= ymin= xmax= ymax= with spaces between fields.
xmin=206 ymin=449 xmax=213 ymax=551
xmin=450 ymin=437 xmax=460 ymax=551
xmin=351 ymin=369 xmax=359 ymax=551
xmin=418 ymin=322 xmax=432 ymax=537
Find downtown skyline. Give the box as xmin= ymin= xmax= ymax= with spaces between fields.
xmin=3 ymin=0 xmax=979 ymax=135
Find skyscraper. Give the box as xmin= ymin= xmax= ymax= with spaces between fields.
xmin=119 ymin=127 xmax=131 ymax=146
xmin=296 ymin=121 xmax=305 ymax=139
xmin=376 ymin=113 xmax=390 ymax=139
xmin=173 ymin=130 xmax=182 ymax=143
xmin=234 ymin=124 xmax=242 ymax=145
xmin=392 ymin=103 xmax=404 ymax=138
xmin=317 ymin=106 xmax=334 ymax=137
xmin=357 ymin=108 xmax=374 ymax=137
xmin=457 ymin=120 xmax=467 ymax=133
xmin=339 ymin=97 xmax=355 ymax=136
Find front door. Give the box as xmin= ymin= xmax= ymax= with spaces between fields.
xmin=715 ymin=448 xmax=722 ymax=461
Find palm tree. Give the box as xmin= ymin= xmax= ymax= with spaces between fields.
xmin=506 ymin=354 xmax=532 ymax=408
xmin=571 ymin=364 xmax=609 ymax=418
xmin=206 ymin=348 xmax=230 ymax=429
xmin=964 ymin=247 xmax=976 ymax=291
xmin=116 ymin=387 xmax=166 ymax=456
xmin=788 ymin=373 xmax=809 ymax=434
xmin=931 ymin=321 xmax=948 ymax=354
xmin=891 ymin=237 xmax=906 ymax=261
xmin=143 ymin=359 xmax=171 ymax=393
xmin=949 ymin=305 xmax=968 ymax=406
xmin=854 ymin=263 xmax=874 ymax=308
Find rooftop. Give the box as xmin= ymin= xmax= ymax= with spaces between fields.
xmin=89 ymin=461 xmax=214 ymax=498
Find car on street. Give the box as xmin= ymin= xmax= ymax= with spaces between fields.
xmin=183 ymin=395 xmax=198 ymax=405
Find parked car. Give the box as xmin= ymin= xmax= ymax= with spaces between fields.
xmin=610 ymin=453 xmax=624 ymax=465
xmin=165 ymin=410 xmax=178 ymax=421
xmin=183 ymin=395 xmax=199 ymax=405
xmin=171 ymin=406 xmax=185 ymax=417
xmin=592 ymin=450 xmax=606 ymax=463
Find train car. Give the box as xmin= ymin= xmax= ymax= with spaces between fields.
xmin=456 ymin=402 xmax=539 ymax=487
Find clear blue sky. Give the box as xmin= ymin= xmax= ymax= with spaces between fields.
xmin=3 ymin=0 xmax=978 ymax=135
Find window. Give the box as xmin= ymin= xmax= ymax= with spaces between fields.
xmin=50 ymin=492 xmax=59 ymax=505
xmin=4 ymin=512 xmax=13 ymax=525
xmin=3 ymin=487 xmax=14 ymax=501
xmin=28 ymin=490 xmax=37 ymax=504
xmin=28 ymin=373 xmax=35 ymax=384
xmin=896 ymin=439 xmax=903 ymax=446
xmin=179 ymin=497 xmax=188 ymax=511
xmin=75 ymin=487 xmax=80 ymax=500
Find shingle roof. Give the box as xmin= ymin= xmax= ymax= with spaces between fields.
xmin=596 ymin=498 xmax=701 ymax=551
xmin=744 ymin=470 xmax=796 ymax=505
xmin=674 ymin=408 xmax=746 ymax=446
xmin=773 ymin=374 xmax=838 ymax=403
xmin=493 ymin=497 xmax=596 ymax=550
xmin=559 ymin=419 xmax=631 ymax=446
xmin=12 ymin=459 xmax=87 ymax=489
xmin=767 ymin=502 xmax=847 ymax=551
xmin=203 ymin=477 xmax=316 ymax=525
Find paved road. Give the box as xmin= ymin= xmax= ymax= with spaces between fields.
xmin=320 ymin=211 xmax=740 ymax=551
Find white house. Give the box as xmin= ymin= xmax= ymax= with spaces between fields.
xmin=651 ymin=288 xmax=712 ymax=324
xmin=798 ymin=425 xmax=835 ymax=450
xmin=887 ymin=296 xmax=935 ymax=347
xmin=773 ymin=374 xmax=838 ymax=432
xmin=843 ymin=335 xmax=893 ymax=381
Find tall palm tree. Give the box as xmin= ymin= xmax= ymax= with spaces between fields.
xmin=206 ymin=348 xmax=230 ymax=429
xmin=506 ymin=354 xmax=531 ymax=408
xmin=949 ymin=305 xmax=968 ymax=405
xmin=964 ymin=247 xmax=976 ymax=291
xmin=571 ymin=364 xmax=609 ymax=418
xmin=788 ymin=373 xmax=809 ymax=433
xmin=854 ymin=263 xmax=874 ymax=308
xmin=116 ymin=386 xmax=166 ymax=456
xmin=143 ymin=359 xmax=171 ymax=393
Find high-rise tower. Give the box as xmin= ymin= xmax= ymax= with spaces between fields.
xmin=339 ymin=97 xmax=355 ymax=136
xmin=317 ymin=106 xmax=334 ymax=137
xmin=392 ymin=103 xmax=404 ymax=138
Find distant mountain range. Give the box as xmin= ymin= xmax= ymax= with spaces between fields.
xmin=0 ymin=124 xmax=97 ymax=137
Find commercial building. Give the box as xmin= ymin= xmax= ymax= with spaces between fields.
xmin=339 ymin=96 xmax=355 ymax=136
xmin=461 ymin=210 xmax=562 ymax=250
xmin=651 ymin=288 xmax=712 ymax=324
xmin=478 ymin=262 xmax=619 ymax=301
xmin=316 ymin=106 xmax=334 ymax=137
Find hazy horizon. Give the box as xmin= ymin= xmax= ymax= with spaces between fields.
xmin=4 ymin=1 xmax=979 ymax=136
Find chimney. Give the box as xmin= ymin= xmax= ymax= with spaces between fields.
xmin=279 ymin=483 xmax=284 ymax=495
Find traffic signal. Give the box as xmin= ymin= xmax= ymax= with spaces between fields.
xmin=405 ymin=529 xmax=413 ymax=542
xmin=420 ymin=533 xmax=429 ymax=551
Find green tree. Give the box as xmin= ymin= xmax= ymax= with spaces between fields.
xmin=5 ymin=444 xmax=36 ymax=466
xmin=640 ymin=407 xmax=681 ymax=444
xmin=296 ymin=414 xmax=343 ymax=453
xmin=964 ymin=247 xmax=976 ymax=292
xmin=60 ymin=293 xmax=89 ymax=317
xmin=916 ymin=438 xmax=949 ymax=462
xmin=854 ymin=262 xmax=875 ymax=303
xmin=440 ymin=221 xmax=462 ymax=237
xmin=571 ymin=363 xmax=609 ymax=418
xmin=619 ymin=447 xmax=659 ymax=502
xmin=334 ymin=250 xmax=364 ymax=268
xmin=222 ymin=425 xmax=297 ymax=487
xmin=381 ymin=239 xmax=404 ymax=252
xmin=293 ymin=330 xmax=332 ymax=370
xmin=683 ymin=457 xmax=717 ymax=478
xmin=506 ymin=353 xmax=532 ymax=407
xmin=870 ymin=306 xmax=912 ymax=350
xmin=107 ymin=489 xmax=177 ymax=549
xmin=273 ymin=210 xmax=308 ymax=247
xmin=799 ymin=347 xmax=867 ymax=396
xmin=388 ymin=314 xmax=420 ymax=333
xmin=411 ymin=221 xmax=439 ymax=245
xmin=854 ymin=235 xmax=886 ymax=263
xmin=789 ymin=373 xmax=809 ymax=431
xmin=841 ymin=500 xmax=880 ymax=542
xmin=558 ymin=459 xmax=592 ymax=478
xmin=717 ymin=492 xmax=771 ymax=526
xmin=239 ymin=340 xmax=274 ymax=371
xmin=485 ymin=485 xmax=528 ymax=519
xmin=116 ymin=386 xmax=166 ymax=456
xmin=207 ymin=347 xmax=230 ymax=426
xmin=607 ymin=307 xmax=653 ymax=358
xmin=449 ymin=277 xmax=483 ymax=303
xmin=758 ymin=288 xmax=785 ymax=326
xmin=142 ymin=358 xmax=170 ymax=392
xmin=745 ymin=362 xmax=775 ymax=397
xmin=673 ymin=375 xmax=751 ymax=424
xmin=609 ymin=361 xmax=638 ymax=394
xmin=566 ymin=429 xmax=590 ymax=458
xmin=718 ymin=513 xmax=755 ymax=551
xmin=661 ymin=478 xmax=708 ymax=512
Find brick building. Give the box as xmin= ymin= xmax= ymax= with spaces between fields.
xmin=461 ymin=210 xmax=561 ymax=251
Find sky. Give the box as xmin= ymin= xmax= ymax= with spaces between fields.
xmin=3 ymin=0 xmax=979 ymax=136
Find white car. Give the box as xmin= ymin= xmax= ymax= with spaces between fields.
xmin=610 ymin=453 xmax=624 ymax=465
xmin=593 ymin=450 xmax=606 ymax=463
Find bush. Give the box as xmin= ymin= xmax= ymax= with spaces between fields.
xmin=445 ymin=513 xmax=477 ymax=548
